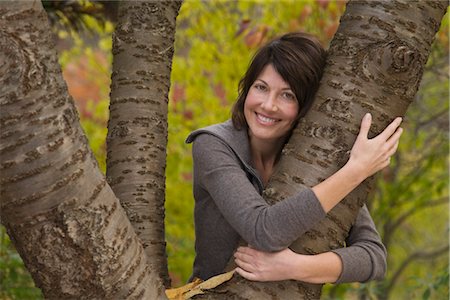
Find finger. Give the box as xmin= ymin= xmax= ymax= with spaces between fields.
xmin=358 ymin=113 xmax=372 ymax=139
xmin=237 ymin=246 xmax=255 ymax=255
xmin=382 ymin=128 xmax=402 ymax=155
xmin=236 ymin=247 xmax=256 ymax=258
xmin=234 ymin=258 xmax=254 ymax=273
xmin=385 ymin=127 xmax=403 ymax=146
xmin=386 ymin=140 xmax=399 ymax=157
xmin=377 ymin=117 xmax=402 ymax=141
xmin=382 ymin=157 xmax=391 ymax=168
xmin=235 ymin=267 xmax=257 ymax=281
xmin=234 ymin=251 xmax=252 ymax=262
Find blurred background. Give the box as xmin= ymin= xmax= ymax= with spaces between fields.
xmin=0 ymin=1 xmax=448 ymax=299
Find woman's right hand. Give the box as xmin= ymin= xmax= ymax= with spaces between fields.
xmin=347 ymin=113 xmax=403 ymax=180
xmin=312 ymin=113 xmax=403 ymax=213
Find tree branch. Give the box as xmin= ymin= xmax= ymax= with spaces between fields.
xmin=383 ymin=197 xmax=448 ymax=248
xmin=385 ymin=245 xmax=449 ymax=297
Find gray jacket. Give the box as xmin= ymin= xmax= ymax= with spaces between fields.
xmin=186 ymin=120 xmax=386 ymax=283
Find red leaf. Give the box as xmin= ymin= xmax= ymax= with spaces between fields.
xmin=244 ymin=25 xmax=269 ymax=48
xmin=235 ymin=19 xmax=251 ymax=37
xmin=317 ymin=0 xmax=330 ymax=9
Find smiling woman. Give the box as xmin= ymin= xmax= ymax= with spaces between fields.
xmin=185 ymin=32 xmax=403 ymax=285
xmin=244 ymin=64 xmax=299 ymax=146
xmin=243 ymin=64 xmax=301 ymax=186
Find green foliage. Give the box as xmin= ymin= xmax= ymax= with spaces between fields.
xmin=0 ymin=227 xmax=43 ymax=299
xmin=77 ymin=99 xmax=109 ymax=173
xmin=419 ymin=267 xmax=449 ymax=300
xmin=57 ymin=14 xmax=113 ymax=173
xmin=43 ymin=0 xmax=109 ymax=34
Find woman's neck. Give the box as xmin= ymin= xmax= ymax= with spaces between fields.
xmin=249 ymin=136 xmax=285 ymax=186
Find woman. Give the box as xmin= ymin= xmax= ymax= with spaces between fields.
xmin=186 ymin=32 xmax=402 ymax=284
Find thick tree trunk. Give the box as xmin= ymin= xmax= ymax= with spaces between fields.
xmin=106 ymin=0 xmax=181 ymax=288
xmin=0 ymin=2 xmax=167 ymax=299
xmin=193 ymin=1 xmax=447 ymax=299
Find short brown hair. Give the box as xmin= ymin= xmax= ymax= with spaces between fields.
xmin=231 ymin=32 xmax=326 ymax=130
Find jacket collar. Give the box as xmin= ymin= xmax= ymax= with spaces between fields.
xmin=186 ymin=120 xmax=265 ymax=192
xmin=186 ymin=120 xmax=253 ymax=168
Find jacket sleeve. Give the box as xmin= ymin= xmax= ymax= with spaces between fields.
xmin=192 ymin=133 xmax=326 ymax=252
xmin=331 ymin=205 xmax=387 ymax=283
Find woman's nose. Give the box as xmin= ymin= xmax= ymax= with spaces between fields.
xmin=261 ymin=94 xmax=278 ymax=112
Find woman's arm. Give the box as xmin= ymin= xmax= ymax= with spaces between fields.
xmin=192 ymin=134 xmax=326 ymax=252
xmin=191 ymin=114 xmax=401 ymax=251
xmin=234 ymin=247 xmax=342 ymax=283
xmin=234 ymin=205 xmax=387 ymax=283
xmin=331 ymin=205 xmax=387 ymax=283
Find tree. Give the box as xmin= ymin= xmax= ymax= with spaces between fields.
xmin=0 ymin=1 xmax=179 ymax=298
xmin=0 ymin=1 xmax=446 ymax=300
xmin=106 ymin=1 xmax=182 ymax=288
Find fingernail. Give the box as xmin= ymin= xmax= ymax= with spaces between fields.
xmin=365 ymin=113 xmax=371 ymax=120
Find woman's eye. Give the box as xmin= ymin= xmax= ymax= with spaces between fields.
xmin=282 ymin=92 xmax=296 ymax=101
xmin=254 ymin=84 xmax=266 ymax=91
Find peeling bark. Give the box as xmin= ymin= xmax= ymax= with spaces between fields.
xmin=106 ymin=0 xmax=182 ymax=288
xmin=0 ymin=2 xmax=166 ymax=299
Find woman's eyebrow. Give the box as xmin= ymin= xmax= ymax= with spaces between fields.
xmin=255 ymin=79 xmax=267 ymax=85
xmin=256 ymin=79 xmax=292 ymax=91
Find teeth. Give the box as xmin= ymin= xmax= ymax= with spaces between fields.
xmin=257 ymin=113 xmax=277 ymax=124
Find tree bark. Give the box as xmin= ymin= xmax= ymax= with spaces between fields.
xmin=106 ymin=0 xmax=182 ymax=288
xmin=193 ymin=1 xmax=447 ymax=299
xmin=0 ymin=2 xmax=167 ymax=299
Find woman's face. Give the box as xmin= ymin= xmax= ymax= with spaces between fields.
xmin=244 ymin=64 xmax=299 ymax=144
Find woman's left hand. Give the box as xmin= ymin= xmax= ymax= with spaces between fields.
xmin=234 ymin=246 xmax=296 ymax=282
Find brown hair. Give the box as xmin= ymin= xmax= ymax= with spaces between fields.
xmin=231 ymin=32 xmax=327 ymax=130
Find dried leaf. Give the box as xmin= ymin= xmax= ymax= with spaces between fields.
xmin=183 ymin=270 xmax=235 ymax=299
xmin=166 ymin=278 xmax=203 ymax=300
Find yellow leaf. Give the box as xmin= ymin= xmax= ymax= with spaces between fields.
xmin=184 ymin=270 xmax=235 ymax=299
xmin=166 ymin=278 xmax=203 ymax=300
xmin=165 ymin=270 xmax=235 ymax=299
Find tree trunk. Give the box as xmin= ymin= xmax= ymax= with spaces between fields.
xmin=106 ymin=0 xmax=181 ymax=288
xmin=193 ymin=1 xmax=447 ymax=299
xmin=0 ymin=2 xmax=167 ymax=299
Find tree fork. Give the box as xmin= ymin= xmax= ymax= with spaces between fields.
xmin=0 ymin=2 xmax=167 ymax=299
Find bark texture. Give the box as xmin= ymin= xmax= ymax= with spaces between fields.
xmin=0 ymin=2 xmax=167 ymax=299
xmin=193 ymin=1 xmax=447 ymax=299
xmin=106 ymin=0 xmax=182 ymax=288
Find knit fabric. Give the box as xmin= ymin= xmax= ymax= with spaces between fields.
xmin=186 ymin=120 xmax=386 ymax=283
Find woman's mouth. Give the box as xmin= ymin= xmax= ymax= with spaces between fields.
xmin=255 ymin=112 xmax=279 ymax=125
